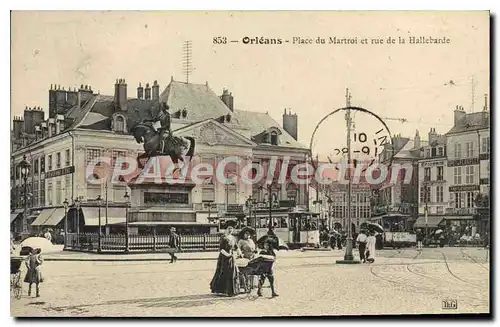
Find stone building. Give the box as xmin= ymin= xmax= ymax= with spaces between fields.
xmin=11 ymin=79 xmax=309 ymax=236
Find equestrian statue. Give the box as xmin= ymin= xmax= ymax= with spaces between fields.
xmin=131 ymin=102 xmax=195 ymax=169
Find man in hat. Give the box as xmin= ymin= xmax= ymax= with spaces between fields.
xmin=168 ymin=227 xmax=181 ymax=263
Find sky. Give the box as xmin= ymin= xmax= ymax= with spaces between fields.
xmin=11 ymin=11 xmax=489 ymax=159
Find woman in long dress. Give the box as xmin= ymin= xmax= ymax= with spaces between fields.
xmin=24 ymin=248 xmax=43 ymax=297
xmin=365 ymin=231 xmax=377 ymax=263
xmin=210 ymin=227 xmax=239 ymax=297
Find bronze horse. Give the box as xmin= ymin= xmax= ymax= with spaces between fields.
xmin=131 ymin=122 xmax=195 ymax=169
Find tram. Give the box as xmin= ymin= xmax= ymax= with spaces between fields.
xmin=370 ymin=213 xmax=416 ymax=248
xmin=221 ymin=210 xmax=321 ymax=248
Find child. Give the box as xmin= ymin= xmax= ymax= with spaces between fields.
xmin=256 ymin=239 xmax=278 ymax=298
xmin=24 ymin=248 xmax=43 ymax=297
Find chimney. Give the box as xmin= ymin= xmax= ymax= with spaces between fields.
xmin=152 ymin=80 xmax=159 ymax=100
xmin=114 ymin=78 xmax=128 ymax=111
xmin=414 ymin=130 xmax=420 ymax=148
xmin=13 ymin=116 xmax=24 ymax=140
xmin=144 ymin=83 xmax=151 ymax=100
xmin=483 ymin=94 xmax=488 ymax=111
xmin=454 ymin=105 xmax=466 ymax=126
xmin=137 ymin=83 xmax=144 ymax=99
xmin=220 ymin=88 xmax=234 ymax=111
xmin=282 ymin=108 xmax=298 ymax=141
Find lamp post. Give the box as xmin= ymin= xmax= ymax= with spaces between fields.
xmin=19 ymin=155 xmax=31 ymax=235
xmin=337 ymin=91 xmax=360 ymax=264
xmin=267 ymin=181 xmax=273 ymax=233
xmin=63 ymin=198 xmax=69 ymax=249
xmin=96 ymin=195 xmax=102 ymax=253
xmin=124 ymin=191 xmax=130 ymax=253
xmin=74 ymin=198 xmax=81 ymax=244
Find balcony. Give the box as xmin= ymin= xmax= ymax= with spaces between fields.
xmin=445 ymin=207 xmax=477 ymax=215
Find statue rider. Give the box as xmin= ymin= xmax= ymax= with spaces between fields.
xmin=156 ymin=102 xmax=172 ymax=141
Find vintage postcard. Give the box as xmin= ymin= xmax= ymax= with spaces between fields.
xmin=9 ymin=11 xmax=490 ymax=317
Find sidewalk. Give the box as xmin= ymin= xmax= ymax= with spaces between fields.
xmin=41 ymin=245 xmax=338 ymax=262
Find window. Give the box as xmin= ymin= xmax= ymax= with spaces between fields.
xmin=431 ymin=147 xmax=436 ymax=157
xmin=420 ymin=185 xmax=430 ymax=203
xmin=438 ymin=147 xmax=444 ymax=157
xmin=15 ymin=166 xmax=19 ymax=179
xmin=112 ymin=150 xmax=127 ymax=169
xmin=41 ymin=157 xmax=45 ymax=173
xmin=115 ymin=116 xmax=125 ymax=132
xmin=465 ymin=166 xmax=474 ymax=184
xmin=437 ymin=166 xmax=444 ymax=181
xmin=55 ymin=180 xmax=62 ymax=205
xmin=34 ymin=158 xmax=39 ymax=175
xmin=454 ymin=192 xmax=462 ymax=208
xmin=86 ymin=149 xmax=102 ymax=165
xmin=481 ymin=137 xmax=490 ymax=153
xmin=33 ymin=181 xmax=39 ymax=207
xmin=40 ymin=180 xmax=45 ymax=206
xmin=425 ymin=149 xmax=430 ymax=158
xmin=47 ymin=182 xmax=53 ymax=206
xmin=454 ymin=143 xmax=462 ymax=159
xmin=436 ymin=186 xmax=444 ymax=203
xmin=65 ymin=149 xmax=71 ymax=166
xmin=466 ymin=192 xmax=475 ymax=208
xmin=454 ymin=167 xmax=462 ymax=185
xmin=424 ymin=167 xmax=431 ymax=181
xmin=465 ymin=141 xmax=474 ymax=158
xmin=202 ymin=188 xmax=215 ymax=202
xmin=65 ymin=176 xmax=71 ymax=201
xmin=48 ymin=155 xmax=52 ymax=171
xmin=436 ymin=206 xmax=444 ymax=214
xmin=56 ymin=152 xmax=61 ymax=169
xmin=270 ymin=131 xmax=278 ymax=145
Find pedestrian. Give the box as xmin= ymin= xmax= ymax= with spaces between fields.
xmin=168 ymin=227 xmax=180 ymax=263
xmin=416 ymin=229 xmax=424 ymax=251
xmin=256 ymin=239 xmax=279 ymax=298
xmin=24 ymin=248 xmax=43 ymax=297
xmin=10 ymin=234 xmax=15 ymax=255
xmin=210 ymin=227 xmax=239 ymax=297
xmin=365 ymin=231 xmax=377 ymax=263
xmin=44 ymin=229 xmax=52 ymax=243
xmin=329 ymin=232 xmax=336 ymax=249
xmin=483 ymin=232 xmax=489 ymax=249
xmin=356 ymin=229 xmax=368 ymax=263
xmin=337 ymin=231 xmax=344 ymax=250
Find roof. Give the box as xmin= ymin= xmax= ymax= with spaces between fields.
xmin=160 ymin=81 xmax=239 ymax=124
xmin=394 ymin=139 xmax=420 ymax=160
xmin=446 ymin=111 xmax=490 ymax=135
xmin=234 ymin=109 xmax=307 ymax=149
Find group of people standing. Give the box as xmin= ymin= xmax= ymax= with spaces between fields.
xmin=210 ymin=227 xmax=278 ymax=298
xmin=355 ymin=229 xmax=377 ymax=263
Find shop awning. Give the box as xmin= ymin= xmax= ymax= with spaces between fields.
xmin=413 ymin=216 xmax=445 ymax=228
xmin=42 ymin=208 xmax=67 ymax=226
xmin=82 ymin=207 xmax=126 ymax=226
xmin=30 ymin=208 xmax=57 ymax=226
xmin=10 ymin=212 xmax=21 ymax=223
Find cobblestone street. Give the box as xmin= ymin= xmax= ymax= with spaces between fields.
xmin=11 ymin=247 xmax=489 ymax=317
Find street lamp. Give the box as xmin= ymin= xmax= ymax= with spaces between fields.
xmin=96 ymin=195 xmax=102 ymax=253
xmin=124 ymin=191 xmax=130 ymax=253
xmin=74 ymin=198 xmax=81 ymax=239
xmin=63 ymin=198 xmax=69 ymax=249
xmin=336 ymin=100 xmax=360 ymax=264
xmin=19 ymin=155 xmax=31 ymax=234
xmin=266 ymin=180 xmax=275 ymax=234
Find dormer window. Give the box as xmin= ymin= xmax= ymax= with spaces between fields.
xmin=270 ymin=131 xmax=278 ymax=145
xmin=182 ymin=109 xmax=188 ymax=118
xmin=112 ymin=114 xmax=127 ymax=133
xmin=225 ymin=114 xmax=231 ymax=123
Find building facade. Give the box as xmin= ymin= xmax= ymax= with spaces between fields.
xmin=11 ymin=79 xmax=310 ymax=236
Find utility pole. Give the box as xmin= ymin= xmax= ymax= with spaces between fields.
xmin=337 ymin=88 xmax=360 ymax=264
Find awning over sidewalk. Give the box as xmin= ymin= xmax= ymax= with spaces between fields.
xmin=413 ymin=216 xmax=444 ymax=228
xmin=42 ymin=208 xmax=67 ymax=226
xmin=82 ymin=207 xmax=126 ymax=226
xmin=31 ymin=208 xmax=57 ymax=226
